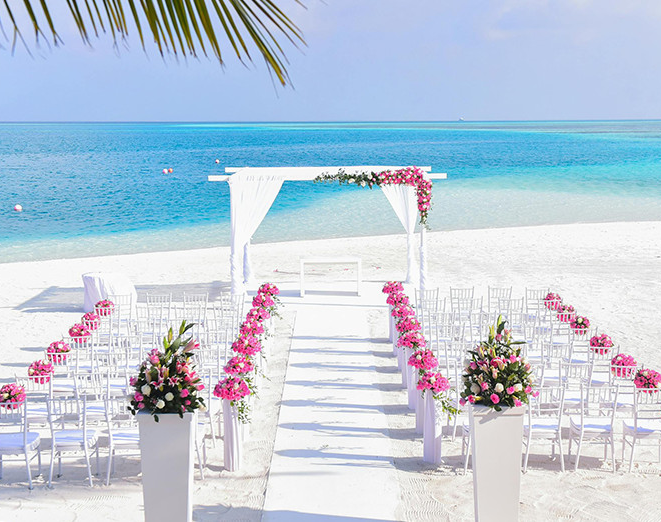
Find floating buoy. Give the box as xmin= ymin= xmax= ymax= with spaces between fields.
xmin=162 ymin=168 xmax=168 ymax=174
xmin=14 ymin=204 xmax=22 ymax=212
xmin=168 ymin=168 xmax=173 ymax=173
xmin=215 ymin=159 xmax=220 ymax=164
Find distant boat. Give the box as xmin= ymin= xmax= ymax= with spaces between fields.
xmin=458 ymin=117 xmax=465 ymax=122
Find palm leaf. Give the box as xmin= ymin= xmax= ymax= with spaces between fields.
xmin=1 ymin=0 xmax=305 ymax=86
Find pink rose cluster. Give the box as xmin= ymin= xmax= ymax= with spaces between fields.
xmin=611 ymin=353 xmax=637 ymax=378
xmin=386 ymin=292 xmax=409 ymax=307
xmin=634 ymin=368 xmax=661 ymax=391
xmin=556 ymin=304 xmax=576 ymax=323
xmin=417 ymin=372 xmax=450 ymax=395
xmin=68 ymin=323 xmax=91 ymax=341
xmin=46 ymin=340 xmax=71 ymax=364
xmin=589 ymin=334 xmax=614 ymax=355
xmin=408 ymin=349 xmax=438 ymax=371
xmin=82 ymin=311 xmax=100 ymax=330
xmin=213 ymin=376 xmax=251 ymax=401
xmin=397 ymin=330 xmax=427 ymax=349
xmin=395 ymin=316 xmax=421 ymax=334
xmin=382 ymin=281 xmax=404 ymax=295
xmin=28 ymin=359 xmax=54 ymax=384
xmin=0 ymin=383 xmax=26 ymax=409
xmin=224 ymin=355 xmax=255 ymax=375
xmin=544 ymin=292 xmax=562 ymax=311
xmin=391 ymin=303 xmax=415 ymax=319
xmin=378 ymin=167 xmax=432 ymax=225
xmin=569 ymin=315 xmax=590 ymax=333
xmin=94 ymin=299 xmax=115 ymax=316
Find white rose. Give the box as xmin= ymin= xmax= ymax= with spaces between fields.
xmin=141 ymin=384 xmax=151 ymax=396
xmin=198 ymin=404 xmax=207 ymax=412
xmin=471 ymin=383 xmax=481 ymax=394
xmin=495 ymin=383 xmax=504 ymax=393
xmin=165 ymin=392 xmax=174 ymax=402
xmin=155 ymin=399 xmax=165 ymax=409
xmin=514 ymin=383 xmax=523 ymax=392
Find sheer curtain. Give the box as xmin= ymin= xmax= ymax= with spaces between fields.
xmin=228 ymin=175 xmax=285 ymax=294
xmin=380 ymin=184 xmax=418 ymax=283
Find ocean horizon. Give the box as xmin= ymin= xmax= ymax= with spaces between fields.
xmin=2 ymin=120 xmax=661 ymax=264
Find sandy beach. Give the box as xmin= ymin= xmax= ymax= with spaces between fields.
xmin=1 ymin=220 xmax=661 ymax=520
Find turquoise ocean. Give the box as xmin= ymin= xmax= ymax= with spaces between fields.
xmin=2 ymin=121 xmax=661 ymax=263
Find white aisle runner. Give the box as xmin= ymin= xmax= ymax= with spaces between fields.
xmin=262 ymin=298 xmax=400 ymax=521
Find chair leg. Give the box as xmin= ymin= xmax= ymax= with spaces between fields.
xmin=523 ymin=436 xmax=530 ymax=473
xmin=629 ymin=437 xmax=636 ymax=473
xmin=557 ymin=435 xmax=565 ymax=472
xmin=0 ymin=455 xmax=3 ymax=479
xmin=24 ymin=450 xmax=33 ymax=490
xmin=37 ymin=448 xmax=42 ymax=477
xmin=48 ymin=448 xmax=56 ymax=488
xmin=610 ymin=437 xmax=615 ymax=473
xmin=106 ymin=448 xmax=113 ymax=486
xmin=574 ymin=434 xmax=584 ymax=471
xmin=83 ymin=448 xmax=93 ymax=487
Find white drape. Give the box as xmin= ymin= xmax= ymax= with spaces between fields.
xmin=380 ymin=184 xmax=418 ymax=284
xmin=420 ymin=227 xmax=428 ymax=292
xmin=229 ymin=175 xmax=285 ymax=294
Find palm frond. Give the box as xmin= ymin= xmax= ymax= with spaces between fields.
xmin=1 ymin=0 xmax=305 ymax=86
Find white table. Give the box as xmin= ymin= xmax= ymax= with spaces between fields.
xmin=300 ymin=257 xmax=362 ymax=297
xmin=82 ymin=272 xmax=138 ymax=313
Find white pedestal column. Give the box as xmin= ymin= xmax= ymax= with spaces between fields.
xmin=415 ymin=388 xmax=425 ymax=434
xmin=469 ymin=405 xmax=524 ymax=522
xmin=138 ymin=411 xmax=195 ymax=522
xmin=423 ymin=392 xmax=443 ymax=464
xmin=405 ymin=348 xmax=416 ymax=410
xmin=223 ymin=399 xmax=242 ymax=471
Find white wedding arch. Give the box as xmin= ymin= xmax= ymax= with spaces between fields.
xmin=208 ymin=166 xmax=447 ymax=295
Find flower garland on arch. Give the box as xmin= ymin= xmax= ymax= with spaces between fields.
xmin=314 ymin=166 xmax=432 ymax=225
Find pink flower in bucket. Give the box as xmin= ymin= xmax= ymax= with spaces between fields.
xmin=0 ymin=383 xmax=26 ymax=409
xmin=28 ymin=359 xmax=54 ymax=384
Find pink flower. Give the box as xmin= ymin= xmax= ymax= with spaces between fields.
xmin=480 ymin=382 xmax=489 ymax=391
xmin=506 ymin=386 xmax=515 ymax=394
xmin=459 ymin=398 xmax=467 ymax=406
xmin=468 ymin=395 xmax=476 ymax=403
xmin=469 ymin=362 xmax=477 ymax=370
xmin=138 ymin=402 xmax=145 ymax=409
xmin=134 ymin=392 xmax=144 ymax=402
xmin=514 ymin=399 xmax=523 ymax=407
xmin=525 ymin=385 xmax=532 ymax=394
xmin=180 ymin=388 xmax=189 ymax=398
xmin=490 ymin=393 xmax=500 ymax=404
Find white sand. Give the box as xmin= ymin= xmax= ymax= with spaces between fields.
xmin=1 ymin=221 xmax=661 ymax=520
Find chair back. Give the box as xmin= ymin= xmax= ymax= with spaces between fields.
xmin=528 ymin=386 xmax=565 ymax=423
xmin=488 ymin=286 xmax=513 ymax=313
xmin=633 ymin=388 xmax=661 ymax=424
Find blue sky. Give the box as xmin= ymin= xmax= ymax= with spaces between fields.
xmin=1 ymin=0 xmax=661 ymax=121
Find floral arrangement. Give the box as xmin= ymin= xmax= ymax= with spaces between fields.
xmin=386 ymin=292 xmax=409 ymax=307
xmin=0 ymin=383 xmax=26 ymax=409
xmin=589 ymin=334 xmax=613 ymax=355
xmin=231 ymin=335 xmax=263 ymax=356
xmin=408 ymin=349 xmax=438 ymax=371
xmin=633 ymin=368 xmax=661 ymax=391
xmin=397 ymin=330 xmax=427 ymax=349
xmin=81 ymin=311 xmax=100 ymax=330
xmin=569 ymin=315 xmax=590 ymax=334
xmin=315 ymin=167 xmax=433 ymax=225
xmin=611 ymin=353 xmax=637 ymax=378
xmin=95 ymin=299 xmax=115 ymax=316
xmin=460 ymin=316 xmax=536 ymax=411
xmin=224 ymin=355 xmax=255 ymax=375
xmin=417 ymin=372 xmax=458 ymax=415
xmin=246 ymin=306 xmax=270 ymax=322
xmin=28 ymin=359 xmax=54 ymax=384
xmin=556 ymin=304 xmax=576 ymax=322
xmin=391 ymin=303 xmax=415 ymax=319
xmin=213 ymin=377 xmax=252 ymax=423
xmin=544 ymin=292 xmax=562 ymax=310
xmin=46 ymin=340 xmax=71 ymax=363
xmin=68 ymin=323 xmax=91 ymax=342
xmin=396 ymin=316 xmax=421 ymax=334
xmin=128 ymin=320 xmax=205 ymax=422
xmin=240 ymin=319 xmax=265 ymax=338
xmin=382 ymin=281 xmax=404 ymax=295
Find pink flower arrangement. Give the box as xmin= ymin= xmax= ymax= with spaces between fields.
xmin=315 ymin=167 xmax=433 ymax=225
xmin=397 ymin=330 xmax=427 ymax=349
xmin=232 ymin=335 xmax=262 ymax=356
xmin=0 ymin=383 xmax=26 ymax=409
xmin=611 ymin=353 xmax=637 ymax=378
xmin=544 ymin=292 xmax=562 ymax=310
xmin=28 ymin=359 xmax=54 ymax=384
xmin=408 ymin=349 xmax=438 ymax=372
xmin=570 ymin=315 xmax=590 ymax=333
xmin=257 ymin=282 xmax=280 ymax=297
xmin=395 ymin=316 xmax=421 ymax=334
xmin=127 ymin=321 xmax=206 ymax=421
xmin=460 ymin=316 xmax=535 ymax=411
xmin=417 ymin=372 xmax=450 ymax=394
xmin=46 ymin=340 xmax=71 ymax=364
xmin=95 ymin=299 xmax=115 ymax=316
xmin=633 ymin=368 xmax=661 ymax=391
xmin=68 ymin=323 xmax=91 ymax=342
xmin=213 ymin=376 xmax=251 ymax=401
xmin=556 ymin=304 xmax=576 ymax=322
xmin=252 ymin=292 xmax=276 ymax=310
xmin=589 ymin=334 xmax=613 ymax=355
xmin=391 ymin=304 xmax=415 ymax=319
xmin=386 ymin=292 xmax=409 ymax=307
xmin=382 ymin=281 xmax=404 ymax=295
xmin=240 ymin=320 xmax=265 ymax=338
xmin=246 ymin=306 xmax=270 ymax=322
xmin=81 ymin=311 xmax=100 ymax=330
xmin=224 ymin=355 xmax=255 ymax=375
